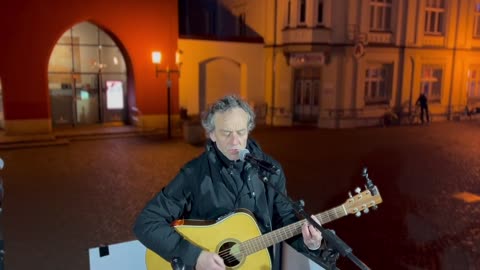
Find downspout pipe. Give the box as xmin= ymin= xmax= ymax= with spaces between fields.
xmin=448 ymin=2 xmax=461 ymax=120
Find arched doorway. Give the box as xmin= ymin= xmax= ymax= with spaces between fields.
xmin=199 ymin=57 xmax=241 ymax=112
xmin=48 ymin=22 xmax=128 ymax=126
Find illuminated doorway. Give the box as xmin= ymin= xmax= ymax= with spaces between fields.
xmin=48 ymin=22 xmax=127 ymax=126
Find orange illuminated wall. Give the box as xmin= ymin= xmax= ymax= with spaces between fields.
xmin=0 ymin=0 xmax=179 ymax=122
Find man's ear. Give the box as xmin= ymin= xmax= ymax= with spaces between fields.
xmin=209 ymin=132 xmax=217 ymax=142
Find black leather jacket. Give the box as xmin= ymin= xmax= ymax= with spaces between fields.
xmin=133 ymin=138 xmax=305 ymax=269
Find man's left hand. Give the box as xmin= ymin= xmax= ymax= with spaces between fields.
xmin=301 ymin=215 xmax=323 ymax=250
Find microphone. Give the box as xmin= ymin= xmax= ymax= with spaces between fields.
xmin=239 ymin=149 xmax=280 ymax=175
xmin=170 ymin=257 xmax=185 ymax=270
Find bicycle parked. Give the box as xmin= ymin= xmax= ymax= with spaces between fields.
xmin=408 ymin=104 xmax=432 ymax=125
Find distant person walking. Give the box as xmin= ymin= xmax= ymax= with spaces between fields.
xmin=416 ymin=92 xmax=430 ymax=124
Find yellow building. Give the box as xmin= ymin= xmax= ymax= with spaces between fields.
xmin=180 ymin=0 xmax=480 ymax=128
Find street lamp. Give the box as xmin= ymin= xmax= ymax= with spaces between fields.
xmin=152 ymin=50 xmax=182 ymax=139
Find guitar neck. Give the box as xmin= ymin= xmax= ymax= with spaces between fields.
xmin=240 ymin=204 xmax=347 ymax=255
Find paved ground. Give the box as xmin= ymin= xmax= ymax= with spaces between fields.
xmin=0 ymin=120 xmax=479 ymax=270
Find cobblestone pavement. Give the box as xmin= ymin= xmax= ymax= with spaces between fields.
xmin=0 ymin=121 xmax=479 ymax=270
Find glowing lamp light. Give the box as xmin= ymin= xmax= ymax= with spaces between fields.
xmin=175 ymin=50 xmax=182 ymax=65
xmin=151 ymin=49 xmax=182 ymax=140
xmin=152 ymin=51 xmax=162 ymax=64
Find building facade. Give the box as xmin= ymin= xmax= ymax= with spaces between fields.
xmin=0 ymin=0 xmax=179 ymax=135
xmin=262 ymin=0 xmax=480 ymax=127
xmin=177 ymin=0 xmax=268 ymax=123
xmin=2 ymin=0 xmax=480 ymax=136
xmin=180 ymin=0 xmax=480 ymax=128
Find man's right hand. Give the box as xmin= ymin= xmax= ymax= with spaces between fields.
xmin=196 ymin=250 xmax=226 ymax=270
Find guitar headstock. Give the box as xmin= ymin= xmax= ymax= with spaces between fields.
xmin=343 ymin=185 xmax=382 ymax=217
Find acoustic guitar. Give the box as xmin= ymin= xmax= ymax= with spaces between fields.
xmin=145 ymin=184 xmax=382 ymax=269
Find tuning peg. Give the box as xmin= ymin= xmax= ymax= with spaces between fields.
xmin=348 ymin=191 xmax=353 ymax=198
xmin=372 ymin=205 xmax=378 ymax=210
xmin=355 ymin=187 xmax=361 ymax=194
xmin=355 ymin=212 xmax=361 ymax=217
xmin=363 ymin=208 xmax=369 ymax=214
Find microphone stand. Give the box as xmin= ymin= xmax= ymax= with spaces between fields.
xmin=0 ymin=158 xmax=5 ymax=270
xmin=256 ymin=166 xmax=371 ymax=270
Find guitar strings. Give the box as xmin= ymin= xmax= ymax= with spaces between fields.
xmin=214 ymin=210 xmax=343 ymax=265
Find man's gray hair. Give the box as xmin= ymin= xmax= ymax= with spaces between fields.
xmin=201 ymin=95 xmax=256 ymax=134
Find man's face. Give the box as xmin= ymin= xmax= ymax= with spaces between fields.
xmin=209 ymin=108 xmax=249 ymax=161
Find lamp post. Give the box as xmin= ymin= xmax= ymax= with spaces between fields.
xmin=152 ymin=51 xmax=181 ymax=139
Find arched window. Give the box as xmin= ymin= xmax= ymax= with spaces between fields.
xmin=48 ymin=22 xmax=128 ymax=126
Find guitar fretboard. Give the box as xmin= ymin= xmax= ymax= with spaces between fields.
xmin=238 ymin=205 xmax=347 ymax=256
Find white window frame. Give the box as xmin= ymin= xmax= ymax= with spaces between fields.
xmin=424 ymin=0 xmax=445 ymax=35
xmin=474 ymin=2 xmax=480 ymax=38
xmin=364 ymin=64 xmax=392 ymax=105
xmin=420 ymin=65 xmax=443 ymax=103
xmin=369 ymin=0 xmax=392 ymax=32
xmin=467 ymin=66 xmax=480 ymax=100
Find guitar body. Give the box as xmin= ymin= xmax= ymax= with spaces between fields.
xmin=145 ymin=210 xmax=272 ymax=270
xmin=145 ymin=185 xmax=384 ymax=270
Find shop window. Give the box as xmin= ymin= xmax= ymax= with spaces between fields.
xmin=48 ymin=22 xmax=127 ymax=125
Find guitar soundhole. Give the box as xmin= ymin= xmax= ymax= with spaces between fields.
xmin=218 ymin=241 xmax=241 ymax=267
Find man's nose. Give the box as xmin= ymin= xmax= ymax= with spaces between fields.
xmin=231 ymin=132 xmax=240 ymax=144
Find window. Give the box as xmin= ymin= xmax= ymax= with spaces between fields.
xmin=467 ymin=66 xmax=480 ymax=100
xmin=48 ymin=22 xmax=127 ymax=125
xmin=237 ymin=13 xmax=246 ymax=36
xmin=369 ymin=0 xmax=392 ymax=31
xmin=424 ymin=0 xmax=445 ymax=35
xmin=299 ymin=0 xmax=306 ymax=25
xmin=364 ymin=64 xmax=392 ymax=105
xmin=474 ymin=2 xmax=480 ymax=38
xmin=204 ymin=8 xmax=216 ymax=35
xmin=317 ymin=0 xmax=324 ymax=25
xmin=420 ymin=65 xmax=443 ymax=102
xmin=287 ymin=0 xmax=291 ymax=26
